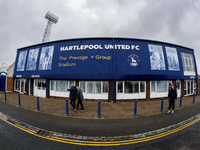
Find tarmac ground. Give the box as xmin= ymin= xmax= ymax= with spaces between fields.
xmin=0 ymin=91 xmax=200 ymax=147
xmin=0 ymin=92 xmax=199 ymax=119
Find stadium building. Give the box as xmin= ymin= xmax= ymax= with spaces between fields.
xmin=13 ymin=37 xmax=198 ymax=101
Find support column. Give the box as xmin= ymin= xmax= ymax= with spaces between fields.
xmin=109 ymin=80 xmax=114 ymax=102
xmin=146 ymin=80 xmax=150 ymax=101
xmin=76 ymin=80 xmax=79 ymax=87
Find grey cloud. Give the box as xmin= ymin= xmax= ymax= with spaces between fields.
xmin=0 ymin=0 xmax=200 ymax=73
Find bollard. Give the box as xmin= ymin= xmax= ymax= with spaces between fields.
xmin=37 ymin=96 xmax=40 ymax=111
xmin=133 ymin=100 xmax=138 ymax=117
xmin=97 ymin=101 xmax=101 ymax=118
xmin=160 ymin=98 xmax=164 ymax=112
xmin=193 ymin=93 xmax=195 ymax=104
xmin=179 ymin=95 xmax=182 ymax=108
xmin=66 ymin=99 xmax=69 ymax=116
xmin=4 ymin=91 xmax=7 ymax=102
xmin=18 ymin=93 xmax=21 ymax=107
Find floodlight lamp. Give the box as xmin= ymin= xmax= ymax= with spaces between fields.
xmin=45 ymin=11 xmax=59 ymax=24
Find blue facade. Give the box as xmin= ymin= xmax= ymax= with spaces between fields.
xmin=0 ymin=75 xmax=6 ymax=91
xmin=13 ymin=37 xmax=198 ymax=80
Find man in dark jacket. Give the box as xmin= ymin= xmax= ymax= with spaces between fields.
xmin=167 ymin=84 xmax=177 ymax=115
xmin=76 ymin=86 xmax=84 ymax=110
xmin=68 ymin=84 xmax=77 ymax=111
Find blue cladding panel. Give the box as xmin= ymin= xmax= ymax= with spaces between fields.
xmin=0 ymin=75 xmax=6 ymax=91
xmin=13 ymin=38 xmax=198 ymax=80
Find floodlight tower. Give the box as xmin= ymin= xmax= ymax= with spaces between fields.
xmin=42 ymin=11 xmax=59 ymax=43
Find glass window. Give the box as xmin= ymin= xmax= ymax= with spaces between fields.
xmin=50 ymin=80 xmax=56 ymax=90
xmin=157 ymin=81 xmax=167 ymax=92
xmin=176 ymin=81 xmax=180 ymax=90
xmin=118 ymin=81 xmax=146 ymax=94
xmin=132 ymin=81 xmax=139 ymax=93
xmin=42 ymin=80 xmax=46 ymax=89
xmin=117 ymin=81 xmax=123 ymax=93
xmin=103 ymin=81 xmax=108 ymax=93
xmin=79 ymin=81 xmax=86 ymax=92
xmin=125 ymin=81 xmax=132 ymax=93
xmin=151 ymin=81 xmax=155 ymax=92
xmin=125 ymin=81 xmax=139 ymax=93
xmin=50 ymin=80 xmax=75 ymax=92
xmin=56 ymin=80 xmax=67 ymax=92
xmin=35 ymin=80 xmax=37 ymax=87
xmin=70 ymin=81 xmax=75 ymax=87
xmin=95 ymin=82 xmax=101 ymax=93
xmin=194 ymin=81 xmax=196 ymax=94
xmin=24 ymin=80 xmax=27 ymax=93
xmin=184 ymin=80 xmax=196 ymax=95
xmin=35 ymin=79 xmax=46 ymax=90
xmin=56 ymin=80 xmax=62 ymax=91
xmin=38 ymin=80 xmax=42 ymax=89
xmin=140 ymin=81 xmax=145 ymax=92
xmin=191 ymin=81 xmax=193 ymax=94
xmin=87 ymin=81 xmax=95 ymax=93
xmin=188 ymin=81 xmax=191 ymax=95
xmin=15 ymin=79 xmax=20 ymax=91
xmin=85 ymin=81 xmax=109 ymax=94
xmin=184 ymin=81 xmax=187 ymax=95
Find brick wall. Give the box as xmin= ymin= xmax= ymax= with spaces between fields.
xmin=6 ymin=77 xmax=13 ymax=92
xmin=109 ymin=80 xmax=114 ymax=101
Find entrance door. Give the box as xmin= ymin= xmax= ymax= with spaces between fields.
xmin=21 ymin=81 xmax=24 ymax=93
xmin=20 ymin=79 xmax=27 ymax=94
xmin=34 ymin=79 xmax=46 ymax=97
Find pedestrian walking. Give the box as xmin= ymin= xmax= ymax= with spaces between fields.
xmin=68 ymin=84 xmax=77 ymax=111
xmin=167 ymin=84 xmax=177 ymax=115
xmin=76 ymin=86 xmax=84 ymax=110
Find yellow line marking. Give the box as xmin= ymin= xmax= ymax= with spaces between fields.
xmin=0 ymin=115 xmax=199 ymax=146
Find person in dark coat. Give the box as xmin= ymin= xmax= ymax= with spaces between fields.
xmin=76 ymin=86 xmax=84 ymax=110
xmin=68 ymin=84 xmax=77 ymax=111
xmin=167 ymin=84 xmax=177 ymax=115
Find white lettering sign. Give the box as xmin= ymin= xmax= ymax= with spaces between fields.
xmin=60 ymin=44 xmax=140 ymax=51
xmin=31 ymin=75 xmax=40 ymax=78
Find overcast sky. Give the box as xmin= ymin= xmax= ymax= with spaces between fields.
xmin=0 ymin=0 xmax=200 ymax=74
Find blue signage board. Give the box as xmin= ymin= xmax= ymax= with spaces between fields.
xmin=13 ymin=37 xmax=198 ymax=80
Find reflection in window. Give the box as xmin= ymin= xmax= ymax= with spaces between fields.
xmin=184 ymin=80 xmax=196 ymax=95
xmin=118 ymin=81 xmax=145 ymax=94
xmin=151 ymin=80 xmax=173 ymax=93
xmin=151 ymin=81 xmax=155 ymax=92
xmin=157 ymin=81 xmax=167 ymax=92
xmin=87 ymin=81 xmax=94 ymax=93
xmin=140 ymin=81 xmax=145 ymax=92
xmin=117 ymin=81 xmax=123 ymax=93
xmin=38 ymin=80 xmax=42 ymax=89
xmin=35 ymin=79 xmax=46 ymax=90
xmin=81 ymin=81 xmax=108 ymax=94
xmin=95 ymin=82 xmax=101 ymax=94
xmin=56 ymin=81 xmax=68 ymax=92
xmin=125 ymin=81 xmax=139 ymax=93
xmin=50 ymin=80 xmax=56 ymax=90
xmin=103 ymin=81 xmax=108 ymax=93
xmin=79 ymin=81 xmax=86 ymax=92
xmin=50 ymin=80 xmax=75 ymax=92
